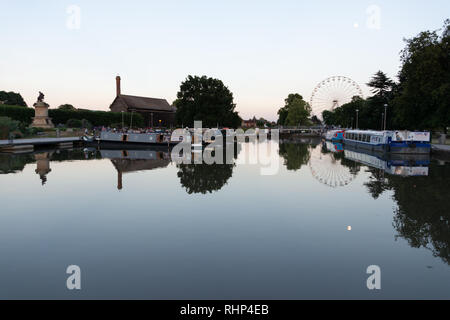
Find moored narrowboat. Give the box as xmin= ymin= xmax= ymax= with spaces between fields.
xmin=343 ymin=130 xmax=431 ymax=154
xmin=99 ymin=131 xmax=181 ymax=146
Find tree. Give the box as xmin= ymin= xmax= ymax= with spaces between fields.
xmin=277 ymin=106 xmax=289 ymax=125
xmin=0 ymin=91 xmax=27 ymax=107
xmin=277 ymin=94 xmax=311 ymax=126
xmin=58 ymin=104 xmax=76 ymax=111
xmin=310 ymin=115 xmax=322 ymax=125
xmin=175 ymin=75 xmax=241 ymax=128
xmin=367 ymin=71 xmax=395 ymax=99
xmin=393 ymin=20 xmax=450 ymax=132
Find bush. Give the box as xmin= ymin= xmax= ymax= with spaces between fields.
xmin=66 ymin=119 xmax=83 ymax=128
xmin=0 ymin=105 xmax=34 ymax=124
xmin=0 ymin=116 xmax=20 ymax=139
xmin=81 ymin=119 xmax=93 ymax=129
xmin=0 ymin=104 xmax=144 ymax=128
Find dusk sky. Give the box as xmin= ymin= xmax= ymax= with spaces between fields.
xmin=1 ymin=0 xmax=448 ymax=121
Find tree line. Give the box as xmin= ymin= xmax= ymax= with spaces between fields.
xmin=323 ymin=20 xmax=449 ymax=133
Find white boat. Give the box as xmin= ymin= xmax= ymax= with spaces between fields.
xmin=343 ymin=130 xmax=431 ymax=154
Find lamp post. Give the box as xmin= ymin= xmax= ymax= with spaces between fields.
xmin=130 ymin=110 xmax=134 ymax=130
xmin=356 ymin=109 xmax=359 ymax=129
xmin=381 ymin=112 xmax=384 ymax=130
xmin=384 ymin=104 xmax=388 ymax=131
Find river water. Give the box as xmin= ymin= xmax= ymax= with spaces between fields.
xmin=0 ymin=139 xmax=449 ymax=299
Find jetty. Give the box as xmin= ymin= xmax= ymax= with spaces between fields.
xmin=0 ymin=137 xmax=82 ymax=153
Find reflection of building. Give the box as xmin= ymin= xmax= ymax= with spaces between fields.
xmin=101 ymin=150 xmax=170 ymax=190
xmin=109 ymin=76 xmax=176 ymax=128
xmin=34 ymin=152 xmax=52 ymax=185
xmin=241 ymin=118 xmax=257 ymax=128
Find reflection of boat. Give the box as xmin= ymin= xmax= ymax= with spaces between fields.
xmin=344 ymin=130 xmax=431 ymax=154
xmin=324 ymin=130 xmax=345 ymax=142
xmin=323 ymin=141 xmax=344 ymax=153
xmin=344 ymin=147 xmax=429 ymax=176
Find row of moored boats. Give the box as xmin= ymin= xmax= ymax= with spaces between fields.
xmin=324 ymin=129 xmax=431 ymax=154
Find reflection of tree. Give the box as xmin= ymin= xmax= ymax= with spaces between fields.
xmin=364 ymin=168 xmax=390 ymax=199
xmin=177 ymin=163 xmax=234 ymax=194
xmin=366 ymin=163 xmax=450 ymax=264
xmin=339 ymin=157 xmax=361 ymax=176
xmin=279 ymin=143 xmax=310 ymax=171
xmin=0 ymin=154 xmax=34 ymax=174
xmin=0 ymin=149 xmax=100 ymax=175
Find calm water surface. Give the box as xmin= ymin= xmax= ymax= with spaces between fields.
xmin=0 ymin=139 xmax=449 ymax=299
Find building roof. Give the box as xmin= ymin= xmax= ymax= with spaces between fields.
xmin=115 ymin=94 xmax=175 ymax=112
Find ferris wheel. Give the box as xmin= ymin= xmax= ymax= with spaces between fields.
xmin=308 ymin=145 xmax=355 ymax=188
xmin=310 ymin=76 xmax=363 ymax=117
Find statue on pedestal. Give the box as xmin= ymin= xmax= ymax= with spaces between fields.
xmin=31 ymin=91 xmax=54 ymax=128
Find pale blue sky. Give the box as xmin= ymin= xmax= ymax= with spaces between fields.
xmin=0 ymin=0 xmax=448 ymax=121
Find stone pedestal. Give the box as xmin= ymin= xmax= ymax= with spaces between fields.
xmin=31 ymin=101 xmax=54 ymax=129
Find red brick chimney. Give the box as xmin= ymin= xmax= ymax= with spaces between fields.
xmin=116 ymin=76 xmax=121 ymax=96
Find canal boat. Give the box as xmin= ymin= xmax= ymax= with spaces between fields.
xmin=343 ymin=130 xmax=431 ymax=154
xmin=324 ymin=129 xmax=345 ymax=142
xmin=98 ymin=131 xmax=182 ymax=147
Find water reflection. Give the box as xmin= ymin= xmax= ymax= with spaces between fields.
xmin=34 ymin=152 xmax=52 ymax=185
xmin=366 ymin=162 xmax=450 ymax=265
xmin=308 ymin=143 xmax=357 ymax=188
xmin=0 ymin=141 xmax=449 ymax=270
xmin=101 ymin=149 xmax=171 ymax=190
xmin=278 ymin=143 xmax=311 ymax=171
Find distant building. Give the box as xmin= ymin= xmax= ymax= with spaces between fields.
xmin=241 ymin=117 xmax=257 ymax=128
xmin=109 ymin=76 xmax=176 ymax=128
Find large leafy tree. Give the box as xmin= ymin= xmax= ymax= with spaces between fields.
xmin=175 ymin=75 xmax=241 ymax=128
xmin=393 ymin=20 xmax=450 ymax=131
xmin=277 ymin=94 xmax=311 ymax=126
xmin=0 ymin=91 xmax=27 ymax=107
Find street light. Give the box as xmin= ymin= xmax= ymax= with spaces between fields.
xmin=130 ymin=110 xmax=134 ymax=130
xmin=384 ymin=104 xmax=388 ymax=131
xmin=356 ymin=109 xmax=359 ymax=129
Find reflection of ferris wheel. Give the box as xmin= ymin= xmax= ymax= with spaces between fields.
xmin=310 ymin=76 xmax=363 ymax=117
xmin=308 ymin=145 xmax=355 ymax=188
